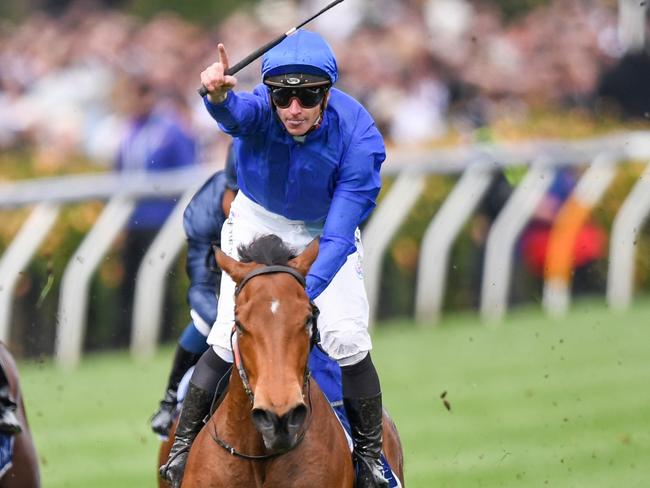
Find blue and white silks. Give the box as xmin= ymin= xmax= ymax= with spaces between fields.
xmin=203 ymin=29 xmax=386 ymax=300
xmin=178 ymin=170 xmax=228 ymax=353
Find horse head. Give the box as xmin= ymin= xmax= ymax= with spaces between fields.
xmin=215 ymin=235 xmax=319 ymax=452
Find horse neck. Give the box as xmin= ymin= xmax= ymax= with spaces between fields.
xmin=217 ymin=367 xmax=266 ymax=448
xmin=222 ymin=366 xmax=253 ymax=416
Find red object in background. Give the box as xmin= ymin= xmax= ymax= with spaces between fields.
xmin=521 ymin=222 xmax=607 ymax=277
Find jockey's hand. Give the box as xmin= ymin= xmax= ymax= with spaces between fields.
xmin=200 ymin=43 xmax=238 ymax=104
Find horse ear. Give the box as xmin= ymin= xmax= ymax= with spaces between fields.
xmin=288 ymin=238 xmax=320 ymax=277
xmin=215 ymin=247 xmax=256 ymax=285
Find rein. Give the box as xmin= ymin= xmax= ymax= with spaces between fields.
xmin=208 ymin=380 xmax=314 ymax=461
xmin=209 ymin=262 xmax=320 ymax=461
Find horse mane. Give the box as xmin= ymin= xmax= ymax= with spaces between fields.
xmin=237 ymin=234 xmax=296 ymax=265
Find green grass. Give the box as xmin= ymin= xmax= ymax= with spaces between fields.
xmin=19 ymin=300 xmax=650 ymax=487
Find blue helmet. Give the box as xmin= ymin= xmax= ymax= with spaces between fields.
xmin=261 ymin=29 xmax=338 ymax=86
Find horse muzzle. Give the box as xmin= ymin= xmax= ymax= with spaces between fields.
xmin=251 ymin=403 xmax=308 ymax=450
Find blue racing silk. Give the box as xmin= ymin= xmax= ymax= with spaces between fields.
xmin=203 ymin=87 xmax=385 ymax=299
xmin=116 ymin=110 xmax=197 ymax=230
xmin=183 ymin=170 xmax=229 ymax=327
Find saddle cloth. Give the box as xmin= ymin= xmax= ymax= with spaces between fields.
xmin=0 ymin=435 xmax=14 ymax=478
xmin=175 ymin=347 xmax=401 ymax=487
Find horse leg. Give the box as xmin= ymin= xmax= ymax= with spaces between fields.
xmin=382 ymin=410 xmax=405 ymax=486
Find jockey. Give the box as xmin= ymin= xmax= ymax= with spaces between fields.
xmin=150 ymin=146 xmax=238 ymax=437
xmin=161 ymin=30 xmax=388 ymax=488
xmin=0 ymin=365 xmax=21 ymax=435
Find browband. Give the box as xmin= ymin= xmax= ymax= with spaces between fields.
xmin=236 ymin=265 xmax=306 ymax=296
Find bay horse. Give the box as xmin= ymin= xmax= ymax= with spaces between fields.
xmin=159 ymin=236 xmax=404 ymax=487
xmin=0 ymin=343 xmax=40 ymax=488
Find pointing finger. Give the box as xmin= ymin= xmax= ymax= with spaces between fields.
xmin=218 ymin=43 xmax=230 ymax=74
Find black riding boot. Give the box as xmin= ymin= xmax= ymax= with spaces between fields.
xmin=159 ymin=382 xmax=212 ymax=488
xmin=0 ymin=384 xmax=21 ymax=436
xmin=344 ymin=393 xmax=389 ymax=488
xmin=151 ymin=346 xmax=202 ymax=436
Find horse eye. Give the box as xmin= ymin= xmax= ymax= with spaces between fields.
xmin=235 ymin=320 xmax=246 ymax=333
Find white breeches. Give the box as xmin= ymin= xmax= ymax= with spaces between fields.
xmin=207 ymin=192 xmax=372 ymax=365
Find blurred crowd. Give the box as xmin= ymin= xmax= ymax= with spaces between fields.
xmin=0 ymin=0 xmax=643 ymax=169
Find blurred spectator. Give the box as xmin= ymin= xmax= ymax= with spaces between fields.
xmin=114 ymin=74 xmax=198 ymax=346
xmin=0 ymin=0 xmax=636 ymax=161
xmin=519 ymin=167 xmax=607 ymax=295
xmin=596 ymin=51 xmax=650 ymax=119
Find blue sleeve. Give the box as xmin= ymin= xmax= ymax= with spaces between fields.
xmin=203 ymin=86 xmax=271 ymax=137
xmin=306 ymin=119 xmax=385 ymax=300
xmin=183 ymin=172 xmax=227 ymax=324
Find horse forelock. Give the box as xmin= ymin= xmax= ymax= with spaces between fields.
xmin=237 ymin=234 xmax=297 ymax=266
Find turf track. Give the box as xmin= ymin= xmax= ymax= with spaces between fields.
xmin=19 ymin=299 xmax=650 ymax=487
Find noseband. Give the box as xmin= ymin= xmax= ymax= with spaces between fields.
xmin=210 ymin=261 xmax=320 ymax=461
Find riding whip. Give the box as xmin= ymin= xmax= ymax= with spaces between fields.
xmin=198 ymin=0 xmax=345 ymax=97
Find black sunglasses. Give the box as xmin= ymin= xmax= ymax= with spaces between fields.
xmin=269 ymin=86 xmax=328 ymax=109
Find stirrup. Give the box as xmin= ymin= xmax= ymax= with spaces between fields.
xmin=354 ymin=452 xmax=389 ymax=488
xmin=159 ymin=445 xmax=190 ymax=484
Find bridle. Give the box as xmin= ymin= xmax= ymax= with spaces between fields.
xmin=209 ymin=261 xmax=320 ymax=461
xmin=232 ymin=264 xmax=320 ymax=403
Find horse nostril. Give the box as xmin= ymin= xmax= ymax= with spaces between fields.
xmin=251 ymin=408 xmax=278 ymax=434
xmin=285 ymin=404 xmax=308 ymax=431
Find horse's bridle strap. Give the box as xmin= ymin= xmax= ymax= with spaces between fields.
xmin=235 ymin=264 xmax=306 ymax=296
xmin=209 ymin=380 xmax=313 ymax=461
xmin=213 ymin=263 xmax=317 ymax=461
xmin=230 ymin=264 xmax=318 ymax=406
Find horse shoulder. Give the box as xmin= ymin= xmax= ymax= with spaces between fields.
xmin=184 ymin=400 xmax=262 ymax=487
xmin=306 ymin=384 xmax=350 ymax=448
